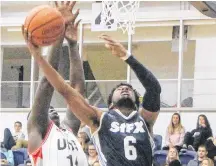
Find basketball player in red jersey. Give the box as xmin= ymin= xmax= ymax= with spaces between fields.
xmin=26 ymin=2 xmax=88 ymax=166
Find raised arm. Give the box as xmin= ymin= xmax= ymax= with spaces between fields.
xmin=125 ymin=55 xmax=161 ymax=127
xmin=23 ymin=26 xmax=102 ymax=136
xmin=99 ymin=34 xmax=161 ymax=129
xmin=27 ymin=36 xmax=63 ymax=153
xmin=59 ymin=2 xmax=85 ymax=135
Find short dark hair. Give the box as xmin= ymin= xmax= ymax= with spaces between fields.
xmin=107 ymin=83 xmax=140 ymax=109
xmin=198 ymin=144 xmax=207 ymax=150
xmin=14 ymin=121 xmax=22 ymax=127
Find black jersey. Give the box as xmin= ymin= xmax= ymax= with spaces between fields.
xmin=92 ymin=109 xmax=154 ymax=166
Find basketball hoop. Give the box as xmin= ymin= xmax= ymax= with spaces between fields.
xmin=101 ymin=1 xmax=140 ymax=35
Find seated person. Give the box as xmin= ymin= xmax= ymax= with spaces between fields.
xmin=187 ymin=145 xmax=208 ymax=166
xmin=3 ymin=121 xmax=27 ymax=150
xmin=0 ymin=143 xmax=14 ymax=166
xmin=165 ymin=147 xmax=181 ymax=166
xmin=163 ymin=113 xmax=185 ymax=152
xmin=205 ymin=136 xmax=216 ymax=164
xmin=87 ymin=143 xmax=99 ymax=166
xmin=182 ymin=115 xmax=212 ymax=151
xmin=77 ymin=128 xmax=90 ymax=154
xmin=12 ymin=121 xmax=25 ymax=142
xmin=201 ymin=157 xmax=214 ymax=166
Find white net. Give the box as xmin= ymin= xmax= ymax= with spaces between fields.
xmin=101 ymin=1 xmax=140 ymax=35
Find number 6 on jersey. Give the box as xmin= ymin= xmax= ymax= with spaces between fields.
xmin=124 ymin=136 xmax=137 ymax=160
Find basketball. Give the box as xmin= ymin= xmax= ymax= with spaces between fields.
xmin=24 ymin=5 xmax=65 ymax=46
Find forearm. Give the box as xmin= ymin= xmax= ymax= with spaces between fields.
xmin=63 ymin=42 xmax=85 ymax=135
xmin=125 ymin=55 xmax=161 ymax=111
xmin=68 ymin=42 xmax=85 ymax=95
xmin=34 ymin=53 xmax=71 ymax=98
xmin=125 ymin=55 xmax=161 ymax=92
xmin=47 ymin=38 xmax=64 ymax=68
xmin=29 ymin=39 xmax=63 ymax=134
xmin=32 ymin=47 xmax=100 ymax=130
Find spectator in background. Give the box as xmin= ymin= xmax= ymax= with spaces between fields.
xmin=3 ymin=121 xmax=26 ymax=150
xmin=205 ymin=136 xmax=216 ymax=164
xmin=0 ymin=142 xmax=14 ymax=166
xmin=187 ymin=145 xmax=208 ymax=166
xmin=87 ymin=142 xmax=99 ymax=166
xmin=182 ymin=115 xmax=212 ymax=151
xmin=77 ymin=128 xmax=90 ymax=154
xmin=163 ymin=113 xmax=185 ymax=152
xmin=201 ymin=158 xmax=214 ymax=166
xmin=13 ymin=121 xmax=25 ymax=141
xmin=165 ymin=147 xmax=181 ymax=166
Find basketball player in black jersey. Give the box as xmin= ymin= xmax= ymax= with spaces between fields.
xmin=23 ymin=14 xmax=161 ymax=165
xmin=27 ymin=1 xmax=85 ymax=154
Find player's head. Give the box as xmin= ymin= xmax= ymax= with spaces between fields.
xmin=49 ymin=106 xmax=60 ymax=127
xmin=14 ymin=121 xmax=22 ymax=132
xmin=107 ymin=83 xmax=140 ymax=111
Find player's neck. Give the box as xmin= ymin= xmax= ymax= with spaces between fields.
xmin=117 ymin=107 xmax=134 ymax=117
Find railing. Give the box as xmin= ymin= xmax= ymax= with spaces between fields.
xmin=1 ymin=79 xmax=216 ymax=112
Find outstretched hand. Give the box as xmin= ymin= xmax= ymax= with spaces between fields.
xmin=55 ymin=1 xmax=81 ymax=43
xmin=54 ymin=1 xmax=79 ymax=25
xmin=65 ymin=17 xmax=81 ymax=43
xmin=99 ymin=34 xmax=127 ymax=58
xmin=22 ymin=25 xmax=41 ymax=56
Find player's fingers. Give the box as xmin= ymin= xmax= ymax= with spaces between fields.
xmin=66 ymin=9 xmax=79 ymax=24
xmin=66 ymin=1 xmax=70 ymax=6
xmin=23 ymin=26 xmax=30 ymax=43
xmin=61 ymin=1 xmax=64 ymax=5
xmin=21 ymin=25 xmax=24 ymax=36
xmin=99 ymin=35 xmax=116 ymax=43
xmin=75 ymin=19 xmax=82 ymax=28
xmin=99 ymin=36 xmax=114 ymax=43
xmin=21 ymin=25 xmax=26 ymax=40
xmin=70 ymin=1 xmax=76 ymax=10
xmin=105 ymin=43 xmax=112 ymax=50
xmin=73 ymin=9 xmax=80 ymax=21
xmin=100 ymin=34 xmax=115 ymax=40
xmin=54 ymin=1 xmax=58 ymax=7
xmin=104 ymin=41 xmax=118 ymax=47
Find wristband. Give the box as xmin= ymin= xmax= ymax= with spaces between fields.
xmin=120 ymin=51 xmax=132 ymax=61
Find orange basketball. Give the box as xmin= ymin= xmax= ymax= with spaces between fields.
xmin=24 ymin=5 xmax=65 ymax=46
